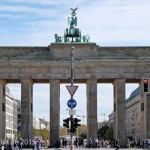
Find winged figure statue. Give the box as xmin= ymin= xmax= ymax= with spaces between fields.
xmin=70 ymin=7 xmax=78 ymax=16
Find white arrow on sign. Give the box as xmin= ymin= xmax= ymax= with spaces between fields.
xmin=66 ymin=85 xmax=78 ymax=97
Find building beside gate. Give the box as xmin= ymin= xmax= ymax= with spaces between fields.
xmin=5 ymin=86 xmax=17 ymax=139
xmin=109 ymin=87 xmax=141 ymax=140
xmin=126 ymin=87 xmax=141 ymax=139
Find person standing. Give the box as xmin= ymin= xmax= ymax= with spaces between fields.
xmin=55 ymin=139 xmax=60 ymax=150
xmin=8 ymin=140 xmax=12 ymax=150
xmin=115 ymin=139 xmax=119 ymax=150
xmin=95 ymin=138 xmax=98 ymax=148
xmin=33 ymin=140 xmax=36 ymax=150
xmin=1 ymin=141 xmax=4 ymax=150
xmin=89 ymin=138 xmax=92 ymax=148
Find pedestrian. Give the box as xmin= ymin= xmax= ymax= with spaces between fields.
xmin=1 ymin=141 xmax=5 ymax=150
xmin=89 ymin=138 xmax=92 ymax=148
xmin=18 ymin=138 xmax=23 ymax=150
xmin=137 ymin=139 xmax=140 ymax=148
xmin=64 ymin=139 xmax=67 ymax=148
xmin=55 ymin=139 xmax=60 ymax=150
xmin=32 ymin=140 xmax=36 ymax=150
xmin=115 ymin=139 xmax=119 ymax=150
xmin=36 ymin=139 xmax=40 ymax=150
xmin=75 ymin=137 xmax=78 ymax=148
xmin=8 ymin=140 xmax=12 ymax=150
xmin=95 ymin=138 xmax=98 ymax=148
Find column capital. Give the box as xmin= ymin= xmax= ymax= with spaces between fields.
xmin=86 ymin=79 xmax=97 ymax=86
xmin=20 ymin=79 xmax=33 ymax=83
xmin=49 ymin=79 xmax=60 ymax=82
xmin=113 ymin=79 xmax=126 ymax=84
xmin=0 ymin=79 xmax=6 ymax=84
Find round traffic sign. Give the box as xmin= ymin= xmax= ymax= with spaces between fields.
xmin=67 ymin=99 xmax=77 ymax=109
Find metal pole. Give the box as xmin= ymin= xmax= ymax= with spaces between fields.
xmin=70 ymin=46 xmax=74 ymax=150
xmin=71 ymin=46 xmax=74 ymax=87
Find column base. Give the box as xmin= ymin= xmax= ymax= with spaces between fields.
xmin=22 ymin=145 xmax=33 ymax=148
xmin=119 ymin=144 xmax=127 ymax=148
xmin=48 ymin=144 xmax=55 ymax=148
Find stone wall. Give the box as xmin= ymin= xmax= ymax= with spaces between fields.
xmin=0 ymin=43 xmax=150 ymax=81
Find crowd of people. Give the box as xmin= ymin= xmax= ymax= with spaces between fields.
xmin=57 ymin=137 xmax=150 ymax=149
xmin=57 ymin=138 xmax=118 ymax=149
xmin=0 ymin=138 xmax=44 ymax=150
xmin=126 ymin=138 xmax=150 ymax=148
xmin=0 ymin=138 xmax=24 ymax=150
xmin=1 ymin=137 xmax=150 ymax=150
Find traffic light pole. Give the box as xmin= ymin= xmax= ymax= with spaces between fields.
xmin=71 ymin=46 xmax=74 ymax=87
xmin=70 ymin=46 xmax=74 ymax=150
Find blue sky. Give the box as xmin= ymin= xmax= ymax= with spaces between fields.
xmin=0 ymin=0 xmax=150 ymax=46
xmin=1 ymin=0 xmax=149 ymax=124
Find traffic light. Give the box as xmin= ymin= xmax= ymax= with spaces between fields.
xmin=63 ymin=118 xmax=69 ymax=128
xmin=143 ymin=78 xmax=149 ymax=93
xmin=74 ymin=118 xmax=81 ymax=128
xmin=70 ymin=118 xmax=76 ymax=133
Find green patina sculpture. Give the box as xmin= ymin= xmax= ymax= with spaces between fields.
xmin=54 ymin=7 xmax=90 ymax=43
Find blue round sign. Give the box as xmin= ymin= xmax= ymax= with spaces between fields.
xmin=67 ymin=99 xmax=77 ymax=109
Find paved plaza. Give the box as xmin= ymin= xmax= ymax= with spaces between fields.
xmin=21 ymin=148 xmax=146 ymax=150
xmin=51 ymin=148 xmax=143 ymax=150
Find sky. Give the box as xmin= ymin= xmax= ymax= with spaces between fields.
xmin=8 ymin=83 xmax=139 ymax=126
xmin=1 ymin=0 xmax=149 ymax=125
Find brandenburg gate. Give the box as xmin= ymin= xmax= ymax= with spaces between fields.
xmin=0 ymin=8 xmax=150 ymax=147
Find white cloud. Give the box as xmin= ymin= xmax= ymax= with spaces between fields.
xmin=2 ymin=0 xmax=70 ymax=5
xmin=0 ymin=5 xmax=58 ymax=18
xmin=76 ymin=0 xmax=150 ymax=45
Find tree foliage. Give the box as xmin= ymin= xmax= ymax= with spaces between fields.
xmin=78 ymin=125 xmax=87 ymax=139
xmin=105 ymin=127 xmax=113 ymax=140
xmin=59 ymin=125 xmax=87 ymax=138
xmin=97 ymin=125 xmax=113 ymax=140
xmin=60 ymin=127 xmax=68 ymax=136
xmin=33 ymin=128 xmax=49 ymax=140
xmin=78 ymin=125 xmax=87 ymax=135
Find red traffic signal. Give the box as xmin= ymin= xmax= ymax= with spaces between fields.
xmin=143 ymin=78 xmax=149 ymax=93
xmin=70 ymin=118 xmax=76 ymax=133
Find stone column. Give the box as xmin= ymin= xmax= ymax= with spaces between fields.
xmin=140 ymin=80 xmax=150 ymax=140
xmin=21 ymin=79 xmax=33 ymax=145
xmin=50 ymin=80 xmax=60 ymax=147
xmin=113 ymin=79 xmax=126 ymax=147
xmin=0 ymin=80 xmax=6 ymax=140
xmin=86 ymin=79 xmax=97 ymax=147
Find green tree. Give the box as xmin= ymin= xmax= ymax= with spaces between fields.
xmin=17 ymin=131 xmax=21 ymax=139
xmin=97 ymin=125 xmax=109 ymax=139
xmin=60 ymin=127 xmax=68 ymax=136
xmin=80 ymin=131 xmax=87 ymax=139
xmin=105 ymin=127 xmax=113 ymax=140
xmin=78 ymin=125 xmax=87 ymax=139
xmin=33 ymin=127 xmax=49 ymax=140
xmin=40 ymin=128 xmax=49 ymax=139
